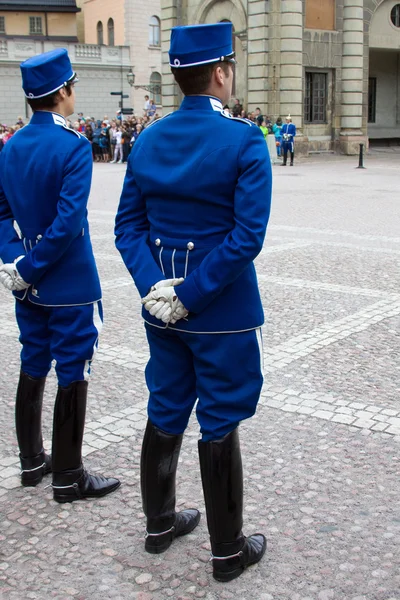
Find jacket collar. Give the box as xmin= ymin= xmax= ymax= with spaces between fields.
xmin=29 ymin=111 xmax=67 ymax=126
xmin=180 ymin=95 xmax=223 ymax=112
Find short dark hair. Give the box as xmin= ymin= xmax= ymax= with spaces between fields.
xmin=27 ymin=82 xmax=74 ymax=112
xmin=172 ymin=61 xmax=231 ymax=96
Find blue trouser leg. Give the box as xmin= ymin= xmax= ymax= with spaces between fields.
xmin=16 ymin=299 xmax=52 ymax=379
xmin=145 ymin=325 xmax=198 ymax=434
xmin=145 ymin=325 xmax=264 ymax=441
xmin=188 ymin=329 xmax=264 ymax=441
xmin=49 ymin=301 xmax=103 ymax=386
xmin=15 ymin=299 xmax=103 ymax=386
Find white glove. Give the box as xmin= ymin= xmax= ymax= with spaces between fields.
xmin=0 ymin=270 xmax=15 ymax=291
xmin=0 ymin=259 xmax=30 ymax=291
xmin=170 ymin=302 xmax=189 ymax=325
xmin=141 ymin=286 xmax=178 ymax=323
xmin=151 ymin=278 xmax=184 ymax=291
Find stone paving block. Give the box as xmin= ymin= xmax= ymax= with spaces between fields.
xmin=370 ymin=422 xmax=389 ymax=432
xmin=312 ymin=410 xmax=334 ymax=421
xmin=352 ymin=418 xmax=377 ymax=429
xmin=331 ymin=414 xmax=356 ymax=425
xmin=0 ymin=476 xmax=20 ymax=489
xmin=281 ymin=404 xmax=299 ymax=413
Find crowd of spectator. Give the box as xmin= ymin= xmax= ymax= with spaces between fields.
xmin=0 ymin=97 xmax=284 ymax=160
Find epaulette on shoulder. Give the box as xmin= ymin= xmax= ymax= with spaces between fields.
xmin=145 ymin=112 xmax=173 ymax=129
xmin=61 ymin=125 xmax=89 ymax=141
xmin=220 ymin=111 xmax=253 ymax=126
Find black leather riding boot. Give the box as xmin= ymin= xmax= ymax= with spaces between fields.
xmin=15 ymin=371 xmax=51 ymax=486
xmin=282 ymin=151 xmax=287 ymax=166
xmin=290 ymin=151 xmax=294 ymax=166
xmin=141 ymin=420 xmax=200 ymax=554
xmin=51 ymin=380 xmax=120 ymax=503
xmin=198 ymin=429 xmax=267 ymax=582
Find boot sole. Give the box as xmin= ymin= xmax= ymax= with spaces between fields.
xmin=53 ymin=481 xmax=121 ymax=504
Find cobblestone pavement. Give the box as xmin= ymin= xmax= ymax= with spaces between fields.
xmin=1 ymin=153 xmax=399 ymax=600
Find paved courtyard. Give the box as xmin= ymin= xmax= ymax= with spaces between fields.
xmin=0 ymin=151 xmax=399 ymax=600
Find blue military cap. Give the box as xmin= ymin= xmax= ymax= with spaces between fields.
xmin=169 ymin=22 xmax=234 ymax=68
xmin=20 ymin=48 xmax=78 ymax=99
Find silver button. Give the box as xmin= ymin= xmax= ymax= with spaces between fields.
xmin=187 ymin=242 xmax=194 ymax=250
xmin=155 ymin=238 xmax=161 ymax=246
xmin=37 ymin=234 xmax=42 ymax=241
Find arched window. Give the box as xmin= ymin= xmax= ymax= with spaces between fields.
xmin=97 ymin=21 xmax=103 ymax=45
xmin=108 ymin=18 xmax=115 ymax=46
xmin=149 ymin=16 xmax=160 ymax=46
xmin=150 ymin=71 xmax=162 ymax=104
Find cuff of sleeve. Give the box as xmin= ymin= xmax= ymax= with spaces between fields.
xmin=175 ymin=276 xmax=211 ymax=314
xmin=14 ymin=256 xmax=34 ymax=284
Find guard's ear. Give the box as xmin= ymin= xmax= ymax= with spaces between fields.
xmin=213 ymin=65 xmax=225 ymax=86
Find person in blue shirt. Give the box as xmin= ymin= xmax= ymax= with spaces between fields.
xmin=272 ymin=117 xmax=283 ymax=157
xmin=115 ymin=23 xmax=272 ymax=582
xmin=0 ymin=48 xmax=120 ymax=503
xmin=280 ymin=114 xmax=297 ymax=166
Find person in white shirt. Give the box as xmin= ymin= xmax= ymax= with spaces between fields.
xmin=110 ymin=128 xmax=123 ymax=163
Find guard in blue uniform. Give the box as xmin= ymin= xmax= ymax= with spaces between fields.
xmin=115 ymin=23 xmax=272 ymax=581
xmin=281 ymin=114 xmax=296 ymax=166
xmin=0 ymin=48 xmax=120 ymax=502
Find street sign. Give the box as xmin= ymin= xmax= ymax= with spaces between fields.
xmin=121 ymin=108 xmax=134 ymax=115
xmin=110 ymin=91 xmax=122 ymax=95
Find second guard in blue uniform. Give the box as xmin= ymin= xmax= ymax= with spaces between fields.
xmin=115 ymin=23 xmax=272 ymax=581
xmin=280 ymin=114 xmax=297 ymax=166
xmin=0 ymin=49 xmax=120 ymax=502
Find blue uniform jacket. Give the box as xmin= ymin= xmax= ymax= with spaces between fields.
xmin=115 ymin=95 xmax=272 ymax=333
xmin=281 ymin=123 xmax=296 ymax=146
xmin=0 ymin=111 xmax=101 ymax=306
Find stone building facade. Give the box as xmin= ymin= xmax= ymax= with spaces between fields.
xmin=83 ymin=0 xmax=163 ymax=115
xmin=0 ymin=39 xmax=130 ymax=124
xmin=161 ymin=0 xmax=400 ymax=154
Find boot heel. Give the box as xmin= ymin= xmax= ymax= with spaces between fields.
xmin=213 ymin=566 xmax=244 ymax=583
xmin=21 ymin=471 xmax=43 ymax=487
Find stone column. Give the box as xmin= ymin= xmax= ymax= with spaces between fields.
xmin=280 ymin=0 xmax=303 ymax=128
xmin=247 ymin=0 xmax=268 ymax=113
xmin=340 ymin=0 xmax=367 ymax=154
xmin=161 ymin=0 xmax=180 ymax=112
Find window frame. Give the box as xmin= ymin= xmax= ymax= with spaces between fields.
xmin=149 ymin=16 xmax=160 ymax=47
xmin=0 ymin=16 xmax=5 ymax=33
xmin=368 ymin=77 xmax=377 ymax=123
xmin=390 ymin=4 xmax=400 ymax=27
xmin=97 ymin=21 xmax=104 ymax=46
xmin=29 ymin=16 xmax=43 ymax=35
xmin=107 ymin=18 xmax=114 ymax=46
xmin=304 ymin=71 xmax=328 ymax=124
xmin=150 ymin=71 xmax=162 ymax=104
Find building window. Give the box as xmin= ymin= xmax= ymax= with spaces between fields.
xmin=390 ymin=4 xmax=400 ymax=27
xmin=107 ymin=18 xmax=114 ymax=46
xmin=304 ymin=72 xmax=327 ymax=123
xmin=0 ymin=16 xmax=5 ymax=33
xmin=150 ymin=71 xmax=162 ymax=104
xmin=149 ymin=16 xmax=160 ymax=46
xmin=29 ymin=16 xmax=43 ymax=35
xmin=368 ymin=77 xmax=377 ymax=123
xmin=97 ymin=21 xmax=103 ymax=45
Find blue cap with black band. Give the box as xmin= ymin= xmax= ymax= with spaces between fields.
xmin=169 ymin=22 xmax=234 ymax=69
xmin=20 ymin=48 xmax=78 ymax=99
